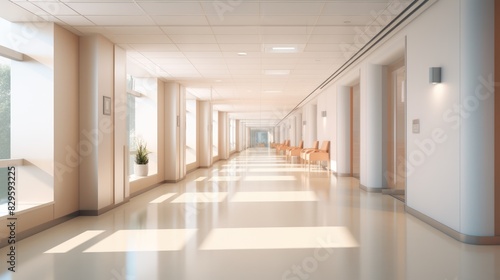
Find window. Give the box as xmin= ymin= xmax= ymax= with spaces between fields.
xmin=0 ymin=56 xmax=11 ymax=205
xmin=127 ymin=75 xmax=158 ymax=178
xmin=230 ymin=118 xmax=236 ymax=152
xmin=186 ymin=99 xmax=197 ymax=165
xmin=212 ymin=110 xmax=219 ymax=157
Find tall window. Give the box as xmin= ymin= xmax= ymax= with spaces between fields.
xmin=212 ymin=110 xmax=219 ymax=157
xmin=0 ymin=56 xmax=11 ymax=205
xmin=230 ymin=118 xmax=236 ymax=152
xmin=186 ymin=99 xmax=197 ymax=165
xmin=127 ymin=75 xmax=158 ymax=178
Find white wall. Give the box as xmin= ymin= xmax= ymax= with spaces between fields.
xmin=295 ymin=0 xmax=496 ymax=237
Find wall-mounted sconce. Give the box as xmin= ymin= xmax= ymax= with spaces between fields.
xmin=429 ymin=67 xmax=442 ymax=84
xmin=303 ymin=121 xmax=306 ymax=126
xmin=321 ymin=111 xmax=327 ymax=118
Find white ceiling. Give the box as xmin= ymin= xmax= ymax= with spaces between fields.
xmin=2 ymin=0 xmax=412 ymax=127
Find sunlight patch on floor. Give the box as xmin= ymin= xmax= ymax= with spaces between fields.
xmin=199 ymin=227 xmax=358 ymax=250
xmin=231 ymin=191 xmax=318 ymax=202
xmin=84 ymin=229 xmax=197 ymax=253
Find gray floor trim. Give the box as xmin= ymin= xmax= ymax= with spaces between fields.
xmin=359 ymin=184 xmax=386 ymax=193
xmin=406 ymin=206 xmax=500 ymax=245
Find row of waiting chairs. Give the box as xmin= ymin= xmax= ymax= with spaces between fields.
xmin=272 ymin=140 xmax=330 ymax=171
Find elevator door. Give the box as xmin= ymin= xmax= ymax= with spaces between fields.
xmin=389 ymin=66 xmax=406 ymax=191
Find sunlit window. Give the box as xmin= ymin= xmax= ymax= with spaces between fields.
xmin=0 ymin=56 xmax=11 ymax=205
xmin=212 ymin=110 xmax=219 ymax=157
xmin=186 ymin=99 xmax=197 ymax=165
xmin=126 ymin=75 xmax=158 ymax=178
xmin=230 ymin=118 xmax=236 ymax=152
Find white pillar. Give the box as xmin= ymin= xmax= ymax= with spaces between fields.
xmin=337 ymin=86 xmax=351 ymax=176
xmin=218 ymin=111 xmax=230 ymax=160
xmin=113 ymin=45 xmax=129 ymax=203
xmin=304 ymin=104 xmax=317 ymax=147
xmin=295 ymin=113 xmax=302 ymax=145
xmin=198 ymin=101 xmax=212 ymax=168
xmin=459 ymin=0 xmax=495 ymax=236
xmin=360 ymin=64 xmax=387 ymax=191
xmin=290 ymin=117 xmax=297 ymax=146
xmin=78 ymin=35 xmax=115 ymax=213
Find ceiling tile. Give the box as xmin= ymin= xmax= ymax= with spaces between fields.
xmin=176 ymin=44 xmax=220 ymax=52
xmin=57 ymin=15 xmax=94 ymax=26
xmin=218 ymin=44 xmax=261 ymax=52
xmin=152 ymin=16 xmax=209 ymax=26
xmin=86 ymin=16 xmax=155 ymax=26
xmin=261 ymin=34 xmax=308 ymax=44
xmin=322 ymin=3 xmax=389 ymax=16
xmin=316 ymin=15 xmax=374 ymax=26
xmin=201 ymin=2 xmax=259 ymax=16
xmin=138 ymin=2 xmax=204 ymax=15
xmin=161 ymin=26 xmax=213 ymax=35
xmin=260 ymin=2 xmax=324 ymax=15
xmin=206 ymin=16 xmax=260 ymax=26
xmin=260 ymin=16 xmax=318 ymax=26
xmin=128 ymin=43 xmax=179 ymax=52
xmin=105 ymin=26 xmax=164 ymax=35
xmin=311 ymin=26 xmax=358 ymax=35
xmin=32 ymin=2 xmax=78 ymax=16
xmin=215 ymin=34 xmax=261 ymax=44
xmin=260 ymin=26 xmax=313 ymax=35
xmin=108 ymin=34 xmax=172 ymax=44
xmin=211 ymin=26 xmax=260 ymax=35
xmin=65 ymin=3 xmax=144 ymax=16
xmin=307 ymin=34 xmax=355 ymax=44
xmin=187 ymin=57 xmax=226 ymax=64
xmin=169 ymin=34 xmax=217 ymax=44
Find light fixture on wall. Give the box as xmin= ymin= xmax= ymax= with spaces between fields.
xmin=429 ymin=67 xmax=442 ymax=84
xmin=303 ymin=121 xmax=306 ymax=126
xmin=321 ymin=111 xmax=327 ymax=118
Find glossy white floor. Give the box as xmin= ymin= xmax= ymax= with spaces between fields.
xmin=1 ymin=148 xmax=499 ymax=280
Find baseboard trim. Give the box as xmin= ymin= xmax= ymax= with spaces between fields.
xmin=382 ymin=189 xmax=405 ymax=195
xmin=0 ymin=211 xmax=79 ymax=248
xmin=336 ymin=173 xmax=352 ymax=177
xmin=359 ymin=184 xmax=386 ymax=193
xmin=406 ymin=206 xmax=500 ymax=245
xmin=131 ymin=182 xmax=166 ymax=198
xmin=164 ymin=176 xmax=186 ymax=184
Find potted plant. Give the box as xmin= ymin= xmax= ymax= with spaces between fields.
xmin=134 ymin=140 xmax=150 ymax=177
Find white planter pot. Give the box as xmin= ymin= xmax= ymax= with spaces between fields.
xmin=134 ymin=164 xmax=148 ymax=177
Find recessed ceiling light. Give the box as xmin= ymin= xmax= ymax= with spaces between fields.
xmin=271 ymin=47 xmax=296 ymax=51
xmin=263 ymin=70 xmax=290 ymax=75
xmin=237 ymin=52 xmax=247 ymax=56
xmin=263 ymin=45 xmax=302 ymax=53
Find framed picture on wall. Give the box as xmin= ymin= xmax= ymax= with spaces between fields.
xmin=103 ymin=96 xmax=111 ymax=115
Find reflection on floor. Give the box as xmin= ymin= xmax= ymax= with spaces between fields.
xmin=1 ymin=148 xmax=499 ymax=280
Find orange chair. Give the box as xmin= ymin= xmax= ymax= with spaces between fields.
xmin=304 ymin=141 xmax=330 ymax=171
xmin=276 ymin=140 xmax=290 ymax=155
xmin=299 ymin=140 xmax=320 ymax=164
xmin=285 ymin=140 xmax=304 ymax=162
